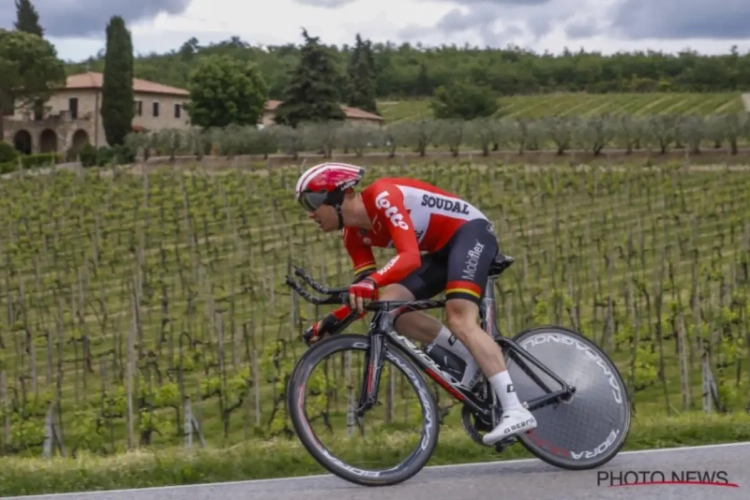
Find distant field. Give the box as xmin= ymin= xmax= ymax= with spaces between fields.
xmin=378 ymin=92 xmax=746 ymax=123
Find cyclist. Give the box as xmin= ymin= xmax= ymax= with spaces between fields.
xmin=294 ymin=162 xmax=537 ymax=445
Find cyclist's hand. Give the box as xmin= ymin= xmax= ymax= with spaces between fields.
xmin=348 ymin=278 xmax=378 ymax=314
xmin=302 ymin=313 xmax=338 ymax=346
xmin=302 ymin=321 xmax=323 ymax=346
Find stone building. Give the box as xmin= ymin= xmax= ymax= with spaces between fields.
xmin=1 ymin=72 xmax=191 ymax=155
xmin=2 ymin=72 xmax=385 ymax=155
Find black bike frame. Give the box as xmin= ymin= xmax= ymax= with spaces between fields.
xmin=286 ymin=264 xmax=575 ymax=423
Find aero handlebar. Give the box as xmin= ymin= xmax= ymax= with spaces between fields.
xmin=285 ymin=271 xmax=349 ymax=306
xmin=284 ymin=265 xmax=444 ymax=311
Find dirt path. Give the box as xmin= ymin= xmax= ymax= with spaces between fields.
xmin=742 ymin=94 xmax=750 ymax=111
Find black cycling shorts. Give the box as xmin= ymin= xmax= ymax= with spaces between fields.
xmin=397 ymin=218 xmax=499 ymax=305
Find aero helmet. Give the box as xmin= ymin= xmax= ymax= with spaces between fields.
xmin=294 ymin=163 xmax=365 ymax=229
xmin=294 ymin=162 xmax=365 ymax=213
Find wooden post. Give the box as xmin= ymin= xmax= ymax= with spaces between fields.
xmin=126 ymin=298 xmax=136 ymax=450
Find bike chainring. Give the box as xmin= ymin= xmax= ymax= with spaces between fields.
xmin=460 ymin=405 xmax=489 ymax=445
xmin=461 ymin=402 xmax=518 ymax=451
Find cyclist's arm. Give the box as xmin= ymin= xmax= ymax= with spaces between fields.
xmin=364 ymin=181 xmax=421 ymax=288
xmin=328 ymin=227 xmax=378 ymax=321
xmin=346 ymin=226 xmax=378 ymax=279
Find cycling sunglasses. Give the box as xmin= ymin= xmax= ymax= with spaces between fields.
xmin=298 ymin=190 xmax=329 ymax=212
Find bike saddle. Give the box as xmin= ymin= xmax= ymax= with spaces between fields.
xmin=488 ymin=252 xmax=514 ymax=277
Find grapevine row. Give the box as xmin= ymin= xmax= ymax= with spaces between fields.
xmin=0 ymin=162 xmax=747 ymax=457
xmin=380 ymin=92 xmax=745 ymax=123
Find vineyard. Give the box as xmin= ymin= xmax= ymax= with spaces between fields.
xmin=378 ymin=92 xmax=746 ymax=123
xmin=0 ymin=160 xmax=748 ymax=462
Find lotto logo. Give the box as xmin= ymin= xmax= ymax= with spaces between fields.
xmin=375 ymin=191 xmax=409 ymax=230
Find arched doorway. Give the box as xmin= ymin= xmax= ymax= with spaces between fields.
xmin=13 ymin=130 xmax=32 ymax=154
xmin=71 ymin=129 xmax=89 ymax=149
xmin=39 ymin=129 xmax=58 ymax=153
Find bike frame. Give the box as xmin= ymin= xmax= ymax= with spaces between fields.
xmin=286 ymin=261 xmax=575 ymax=424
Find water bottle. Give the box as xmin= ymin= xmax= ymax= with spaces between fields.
xmin=424 ymin=343 xmax=466 ymax=381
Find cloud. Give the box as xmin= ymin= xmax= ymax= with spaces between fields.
xmin=564 ymin=17 xmax=601 ymax=40
xmin=293 ymin=0 xmax=550 ymax=4
xmin=436 ymin=6 xmax=498 ymax=33
xmin=422 ymin=0 xmax=552 ymax=4
xmin=610 ymin=0 xmax=750 ymax=40
xmin=292 ymin=0 xmax=361 ymax=6
xmin=399 ymin=4 xmax=527 ymax=47
xmin=10 ymin=0 xmax=750 ymax=63
xmin=398 ymin=0 xmax=584 ymax=47
xmin=268 ymin=0 xmax=750 ymax=44
xmin=0 ymin=0 xmax=193 ymax=38
xmin=422 ymin=0 xmax=750 ymax=42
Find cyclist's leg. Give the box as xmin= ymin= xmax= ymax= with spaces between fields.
xmin=382 ymin=253 xmax=485 ymax=387
xmin=379 ymin=253 xmax=448 ymax=344
xmin=442 ymin=218 xmax=537 ymax=444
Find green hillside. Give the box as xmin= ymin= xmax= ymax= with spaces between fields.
xmin=379 ymin=92 xmax=746 ymax=123
xmin=64 ymin=37 xmax=750 ymax=100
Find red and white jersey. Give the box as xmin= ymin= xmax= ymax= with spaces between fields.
xmin=343 ymin=177 xmax=490 ymax=288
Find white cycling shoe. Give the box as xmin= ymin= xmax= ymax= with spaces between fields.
xmin=481 ymin=407 xmax=537 ymax=445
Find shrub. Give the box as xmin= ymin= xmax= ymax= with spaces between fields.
xmin=96 ymin=146 xmax=115 ymax=166
xmin=0 ymin=141 xmax=17 ymax=163
xmin=0 ymin=152 xmax=62 ymax=173
xmin=20 ymin=153 xmax=62 ymax=168
xmin=79 ymin=144 xmax=98 ymax=167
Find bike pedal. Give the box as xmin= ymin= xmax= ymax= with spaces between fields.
xmin=493 ymin=437 xmax=516 ymax=453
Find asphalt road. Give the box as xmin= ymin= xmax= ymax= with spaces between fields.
xmin=6 ymin=441 xmax=748 ymax=500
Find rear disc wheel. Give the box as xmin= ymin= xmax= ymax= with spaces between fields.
xmin=504 ymin=325 xmax=631 ymax=470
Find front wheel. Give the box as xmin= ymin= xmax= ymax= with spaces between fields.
xmin=287 ymin=334 xmax=440 ymax=486
xmin=504 ymin=325 xmax=631 ymax=470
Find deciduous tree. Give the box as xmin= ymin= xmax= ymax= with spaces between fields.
xmin=430 ymin=82 xmax=499 ymax=121
xmin=0 ymin=29 xmax=65 ymax=143
xmin=185 ymin=54 xmax=269 ymax=129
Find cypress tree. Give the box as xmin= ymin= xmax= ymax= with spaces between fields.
xmin=274 ymin=29 xmax=345 ymax=128
xmin=415 ymin=62 xmax=431 ymax=96
xmin=361 ymin=39 xmax=376 ymax=79
xmin=101 ymin=16 xmax=135 ymax=146
xmin=14 ymin=0 xmax=44 ymax=38
xmin=14 ymin=1 xmax=47 ymax=121
xmin=346 ymin=34 xmax=378 ymax=114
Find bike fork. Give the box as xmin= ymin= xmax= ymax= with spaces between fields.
xmin=357 ymin=327 xmax=387 ymax=416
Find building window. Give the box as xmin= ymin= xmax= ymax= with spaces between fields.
xmin=135 ymin=100 xmax=142 ymax=116
xmin=174 ymin=103 xmax=181 ymax=118
xmin=69 ymin=98 xmax=78 ymax=119
xmin=152 ymin=102 xmax=159 ymax=117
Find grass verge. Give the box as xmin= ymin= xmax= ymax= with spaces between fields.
xmin=1 ymin=411 xmax=748 ymax=496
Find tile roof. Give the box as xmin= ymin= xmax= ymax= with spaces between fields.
xmin=60 ymin=75 xmax=381 ymax=120
xmin=62 ymin=72 xmax=189 ymax=96
xmin=264 ymin=99 xmax=382 ymax=121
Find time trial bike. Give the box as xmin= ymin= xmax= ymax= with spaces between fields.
xmin=284 ymin=251 xmax=631 ymax=487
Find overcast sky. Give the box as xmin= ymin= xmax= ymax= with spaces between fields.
xmin=2 ymin=0 xmax=750 ymax=61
